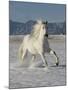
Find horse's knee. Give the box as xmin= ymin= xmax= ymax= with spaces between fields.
xmin=50 ymin=49 xmax=56 ymax=55
xmin=50 ymin=49 xmax=58 ymax=59
xmin=50 ymin=49 xmax=59 ymax=66
xmin=50 ymin=49 xmax=54 ymax=55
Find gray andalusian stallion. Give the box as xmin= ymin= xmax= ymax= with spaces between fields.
xmin=18 ymin=20 xmax=59 ymax=68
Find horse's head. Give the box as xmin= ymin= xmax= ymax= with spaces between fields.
xmin=30 ymin=20 xmax=48 ymax=39
xmin=42 ymin=21 xmax=48 ymax=38
xmin=36 ymin=20 xmax=48 ymax=38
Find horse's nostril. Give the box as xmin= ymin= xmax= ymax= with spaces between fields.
xmin=45 ymin=34 xmax=48 ymax=37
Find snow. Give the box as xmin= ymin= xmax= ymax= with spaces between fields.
xmin=9 ymin=35 xmax=66 ymax=89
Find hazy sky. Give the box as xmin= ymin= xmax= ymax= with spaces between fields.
xmin=9 ymin=1 xmax=66 ymax=23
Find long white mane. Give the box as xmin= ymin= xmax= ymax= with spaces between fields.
xmin=30 ymin=20 xmax=43 ymax=39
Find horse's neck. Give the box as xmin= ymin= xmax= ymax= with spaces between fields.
xmin=37 ymin=33 xmax=44 ymax=45
xmin=39 ymin=32 xmax=44 ymax=41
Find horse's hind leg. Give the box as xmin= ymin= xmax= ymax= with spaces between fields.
xmin=49 ymin=49 xmax=59 ymax=66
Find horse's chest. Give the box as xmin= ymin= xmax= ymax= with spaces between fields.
xmin=33 ymin=40 xmax=43 ymax=52
xmin=27 ymin=44 xmax=38 ymax=54
xmin=27 ymin=40 xmax=43 ymax=54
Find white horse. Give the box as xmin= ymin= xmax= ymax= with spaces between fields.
xmin=18 ymin=20 xmax=59 ymax=67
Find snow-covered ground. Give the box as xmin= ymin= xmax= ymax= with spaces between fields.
xmin=9 ymin=35 xmax=66 ymax=89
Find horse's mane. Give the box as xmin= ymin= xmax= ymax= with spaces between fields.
xmin=30 ymin=20 xmax=42 ymax=39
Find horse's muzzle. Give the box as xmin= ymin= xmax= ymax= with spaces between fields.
xmin=44 ymin=34 xmax=48 ymax=37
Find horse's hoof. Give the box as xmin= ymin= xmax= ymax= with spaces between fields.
xmin=28 ymin=65 xmax=34 ymax=69
xmin=56 ymin=62 xmax=59 ymax=66
xmin=43 ymin=66 xmax=48 ymax=71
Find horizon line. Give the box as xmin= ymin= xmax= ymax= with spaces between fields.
xmin=9 ymin=19 xmax=66 ymax=23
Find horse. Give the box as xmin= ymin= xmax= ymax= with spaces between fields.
xmin=18 ymin=20 xmax=59 ymax=68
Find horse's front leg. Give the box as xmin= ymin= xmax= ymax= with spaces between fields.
xmin=49 ymin=49 xmax=59 ymax=66
xmin=40 ymin=53 xmax=48 ymax=67
xmin=29 ymin=55 xmax=36 ymax=68
xmin=21 ymin=49 xmax=27 ymax=64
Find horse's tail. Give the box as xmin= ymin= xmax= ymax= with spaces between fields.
xmin=18 ymin=43 xmax=23 ymax=61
